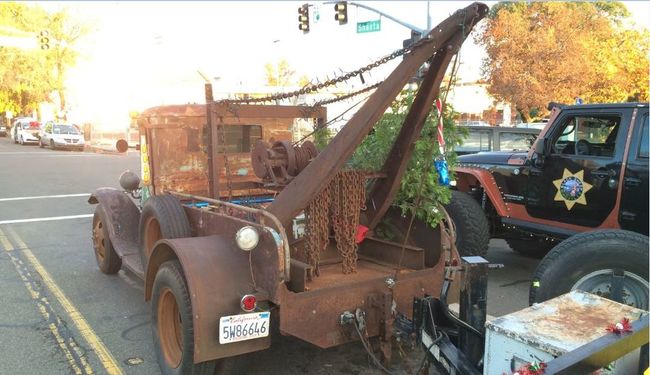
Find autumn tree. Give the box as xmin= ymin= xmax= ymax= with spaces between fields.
xmin=477 ymin=2 xmax=650 ymax=122
xmin=264 ymin=59 xmax=309 ymax=87
xmin=0 ymin=2 xmax=87 ymax=116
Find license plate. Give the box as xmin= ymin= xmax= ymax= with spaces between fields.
xmin=219 ymin=312 xmax=270 ymax=344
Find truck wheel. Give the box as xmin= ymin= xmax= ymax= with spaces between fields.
xmin=152 ymin=260 xmax=216 ymax=375
xmin=530 ymin=230 xmax=649 ymax=310
xmin=443 ymin=190 xmax=489 ymax=256
xmin=139 ymin=195 xmax=191 ymax=271
xmin=92 ymin=205 xmax=122 ymax=274
xmin=506 ymin=239 xmax=554 ymax=258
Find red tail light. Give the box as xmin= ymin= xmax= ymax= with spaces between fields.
xmin=240 ymin=294 xmax=257 ymax=312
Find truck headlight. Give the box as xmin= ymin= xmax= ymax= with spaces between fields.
xmin=235 ymin=226 xmax=259 ymax=251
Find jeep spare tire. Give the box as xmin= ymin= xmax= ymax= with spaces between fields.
xmin=139 ymin=195 xmax=192 ymax=271
xmin=443 ymin=190 xmax=489 ymax=256
xmin=530 ymin=230 xmax=649 ymax=310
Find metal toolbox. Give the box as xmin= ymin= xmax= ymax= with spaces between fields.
xmin=484 ymin=290 xmax=646 ymax=374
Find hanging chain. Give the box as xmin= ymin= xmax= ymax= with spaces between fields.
xmin=305 ymin=170 xmax=366 ymax=275
xmin=331 ymin=170 xmax=365 ymax=274
xmin=217 ymin=36 xmax=433 ymax=106
xmin=304 ymin=183 xmax=331 ymax=276
xmin=313 ymin=81 xmax=382 ymax=107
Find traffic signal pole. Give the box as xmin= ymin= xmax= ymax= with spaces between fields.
xmin=324 ymin=1 xmax=426 ymax=35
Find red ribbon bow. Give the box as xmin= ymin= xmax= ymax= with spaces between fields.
xmin=606 ymin=317 xmax=632 ymax=334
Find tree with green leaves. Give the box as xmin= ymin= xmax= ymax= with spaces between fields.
xmin=350 ymin=90 xmax=464 ymax=227
xmin=477 ymin=1 xmax=650 ymax=122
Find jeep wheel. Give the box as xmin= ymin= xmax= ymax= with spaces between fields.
xmin=443 ymin=190 xmax=489 ymax=256
xmin=139 ymin=195 xmax=192 ymax=271
xmin=530 ymin=230 xmax=649 ymax=310
xmin=506 ymin=238 xmax=554 ymax=259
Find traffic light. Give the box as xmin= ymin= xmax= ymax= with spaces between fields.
xmin=298 ymin=4 xmax=310 ymax=33
xmin=38 ymin=30 xmax=50 ymax=50
xmin=334 ymin=2 xmax=347 ymax=25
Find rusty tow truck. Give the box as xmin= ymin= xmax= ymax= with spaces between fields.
xmin=88 ymin=3 xmax=650 ymax=374
xmin=89 ymin=3 xmax=494 ymax=374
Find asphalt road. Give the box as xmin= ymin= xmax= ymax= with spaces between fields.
xmin=0 ymin=136 xmax=539 ymax=375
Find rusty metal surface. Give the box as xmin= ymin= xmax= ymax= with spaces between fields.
xmin=486 ymin=290 xmax=647 ymax=357
xmin=267 ymin=2 xmax=488 ymax=225
xmin=171 ymin=191 xmax=290 ymax=284
xmin=88 ymin=188 xmax=140 ymax=257
xmin=146 ymin=236 xmax=270 ymax=363
xmin=206 ymin=102 xmax=326 ymax=199
xmin=138 ymin=103 xmax=325 ymax=199
xmin=184 ymin=207 xmax=283 ymax=303
xmin=278 ymin=256 xmax=448 ymax=348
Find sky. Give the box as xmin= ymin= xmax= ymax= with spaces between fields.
xmin=36 ymin=1 xmax=650 ymax=129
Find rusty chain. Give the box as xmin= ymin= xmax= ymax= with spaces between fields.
xmin=313 ymin=81 xmax=382 ymax=107
xmin=217 ymin=36 xmax=433 ymax=106
xmin=332 ymin=170 xmax=365 ymax=274
xmin=304 ymin=182 xmax=331 ymax=276
xmin=305 ymin=170 xmax=366 ymax=275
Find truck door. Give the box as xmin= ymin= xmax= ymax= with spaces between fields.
xmin=619 ymin=108 xmax=649 ymax=235
xmin=526 ymin=108 xmax=632 ymax=227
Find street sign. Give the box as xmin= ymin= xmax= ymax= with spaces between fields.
xmin=356 ymin=19 xmax=381 ymax=33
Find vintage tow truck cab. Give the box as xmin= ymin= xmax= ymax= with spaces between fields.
xmin=453 ymin=102 xmax=650 ymax=311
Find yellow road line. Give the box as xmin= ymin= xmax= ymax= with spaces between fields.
xmin=0 ymin=227 xmax=90 ymax=374
xmin=5 ymin=227 xmax=124 ymax=375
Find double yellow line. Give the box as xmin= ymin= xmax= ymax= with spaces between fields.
xmin=0 ymin=227 xmax=124 ymax=375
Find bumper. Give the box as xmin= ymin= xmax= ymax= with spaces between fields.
xmin=53 ymin=141 xmax=85 ymax=149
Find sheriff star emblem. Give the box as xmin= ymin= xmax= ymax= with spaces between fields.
xmin=553 ymin=169 xmax=593 ymax=210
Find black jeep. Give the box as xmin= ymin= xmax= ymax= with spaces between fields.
xmin=448 ymin=102 xmax=648 ymax=309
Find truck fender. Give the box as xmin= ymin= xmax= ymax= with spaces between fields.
xmin=454 ymin=167 xmax=509 ymax=217
xmin=145 ymin=235 xmax=270 ymax=363
xmin=88 ymin=188 xmax=140 ymax=255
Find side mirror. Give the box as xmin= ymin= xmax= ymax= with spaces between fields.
xmin=532 ymin=138 xmax=547 ymax=168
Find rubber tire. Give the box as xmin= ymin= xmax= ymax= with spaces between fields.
xmin=506 ymin=238 xmax=554 ymax=259
xmin=529 ymin=230 xmax=649 ymax=309
xmin=92 ymin=205 xmax=122 ymax=274
xmin=139 ymin=195 xmax=192 ymax=271
xmin=443 ymin=190 xmax=489 ymax=256
xmin=152 ymin=260 xmax=217 ymax=375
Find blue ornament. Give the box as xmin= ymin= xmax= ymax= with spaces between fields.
xmin=435 ymin=158 xmax=450 ymax=186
